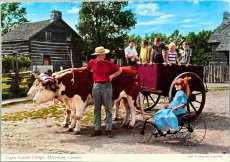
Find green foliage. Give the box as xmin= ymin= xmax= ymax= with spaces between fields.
xmin=77 ymin=2 xmax=136 ymax=58
xmin=1 ymin=2 xmax=28 ymax=35
xmin=145 ymin=33 xmax=167 ymax=45
xmin=186 ymin=30 xmax=213 ymax=65
xmin=2 ymin=55 xmax=15 ymax=73
xmin=18 ymin=56 xmax=32 ymax=70
xmin=165 ymin=30 xmax=186 ymax=52
xmin=2 ymin=55 xmax=32 ymax=73
xmin=2 ymin=87 xmax=29 ymax=100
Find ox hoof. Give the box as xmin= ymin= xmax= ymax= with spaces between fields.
xmin=114 ymin=117 xmax=119 ymax=121
xmin=63 ymin=124 xmax=69 ymax=128
xmin=121 ymin=124 xmax=128 ymax=128
xmin=114 ymin=117 xmax=122 ymax=121
xmin=67 ymin=128 xmax=74 ymax=132
xmin=73 ymin=131 xmax=81 ymax=135
xmin=128 ymin=125 xmax=134 ymax=129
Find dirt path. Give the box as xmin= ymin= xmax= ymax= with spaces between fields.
xmin=1 ymin=88 xmax=229 ymax=154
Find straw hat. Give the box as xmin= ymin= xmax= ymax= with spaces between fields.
xmin=91 ymin=46 xmax=110 ymax=55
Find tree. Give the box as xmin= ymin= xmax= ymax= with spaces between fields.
xmin=77 ymin=2 xmax=136 ymax=58
xmin=2 ymin=55 xmax=32 ymax=73
xmin=186 ymin=30 xmax=213 ymax=65
xmin=165 ymin=30 xmax=186 ymax=52
xmin=1 ymin=2 xmax=28 ymax=35
xmin=145 ymin=33 xmax=167 ymax=45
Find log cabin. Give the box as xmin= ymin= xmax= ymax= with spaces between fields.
xmin=208 ymin=12 xmax=230 ymax=65
xmin=2 ymin=10 xmax=83 ymax=72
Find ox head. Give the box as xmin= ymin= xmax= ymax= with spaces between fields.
xmin=27 ymin=73 xmax=42 ymax=99
xmin=33 ymin=83 xmax=56 ymax=104
xmin=28 ymin=73 xmax=58 ymax=104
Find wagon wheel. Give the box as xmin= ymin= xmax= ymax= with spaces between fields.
xmin=177 ymin=114 xmax=206 ymax=146
xmin=168 ymin=72 xmax=206 ymax=120
xmin=140 ymin=91 xmax=161 ymax=111
xmin=132 ymin=122 xmax=155 ymax=143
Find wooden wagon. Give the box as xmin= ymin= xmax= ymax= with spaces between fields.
xmin=136 ymin=63 xmax=206 ymax=120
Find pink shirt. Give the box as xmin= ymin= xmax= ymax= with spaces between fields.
xmin=86 ymin=59 xmax=119 ymax=83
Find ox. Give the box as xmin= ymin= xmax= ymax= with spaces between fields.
xmin=30 ymin=67 xmax=144 ymax=134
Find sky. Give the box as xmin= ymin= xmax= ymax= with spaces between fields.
xmin=20 ymin=0 xmax=230 ymax=37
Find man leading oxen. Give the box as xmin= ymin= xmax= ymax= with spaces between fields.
xmin=29 ymin=48 xmax=144 ymax=136
xmin=86 ymin=46 xmax=122 ymax=138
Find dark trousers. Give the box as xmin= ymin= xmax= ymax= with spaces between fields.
xmin=92 ymin=82 xmax=113 ymax=130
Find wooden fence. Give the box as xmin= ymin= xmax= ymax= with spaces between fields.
xmin=2 ymin=65 xmax=229 ymax=93
xmin=204 ymin=64 xmax=229 ymax=83
xmin=2 ymin=71 xmax=32 ymax=93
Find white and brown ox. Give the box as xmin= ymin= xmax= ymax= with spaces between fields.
xmin=29 ymin=67 xmax=144 ymax=134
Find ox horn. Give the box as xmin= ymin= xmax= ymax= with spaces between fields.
xmin=32 ymin=73 xmax=46 ymax=83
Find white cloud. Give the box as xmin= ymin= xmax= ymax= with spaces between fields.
xmin=199 ymin=22 xmax=213 ymax=25
xmin=138 ymin=14 xmax=175 ymax=26
xmin=181 ymin=18 xmax=198 ymax=23
xmin=52 ymin=5 xmax=58 ymax=10
xmin=187 ymin=0 xmax=199 ymax=4
xmin=28 ymin=13 xmax=36 ymax=16
xmin=159 ymin=14 xmax=176 ymax=20
xmin=136 ymin=3 xmax=161 ymax=16
xmin=145 ymin=28 xmax=159 ymax=33
xmin=24 ymin=2 xmax=34 ymax=6
xmin=67 ymin=7 xmax=80 ymax=14
xmin=180 ymin=24 xmax=197 ymax=28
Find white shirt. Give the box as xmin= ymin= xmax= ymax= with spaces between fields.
xmin=124 ymin=46 xmax=138 ymax=59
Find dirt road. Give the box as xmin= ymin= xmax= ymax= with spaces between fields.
xmin=1 ymin=86 xmax=229 ymax=154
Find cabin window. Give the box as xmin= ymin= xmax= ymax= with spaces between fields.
xmin=44 ymin=55 xmax=51 ymax=65
xmin=66 ymin=33 xmax=72 ymax=42
xmin=45 ymin=31 xmax=52 ymax=41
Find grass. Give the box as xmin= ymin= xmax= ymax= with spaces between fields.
xmin=2 ymin=100 xmax=33 ymax=109
xmin=1 ymin=102 xmax=126 ymax=126
xmin=2 ymin=77 xmax=10 ymax=89
xmin=207 ymin=86 xmax=229 ymax=92
xmin=1 ymin=104 xmax=65 ymax=121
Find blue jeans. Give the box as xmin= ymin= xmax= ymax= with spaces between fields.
xmin=92 ymin=82 xmax=113 ymax=130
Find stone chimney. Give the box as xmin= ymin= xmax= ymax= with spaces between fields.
xmin=50 ymin=10 xmax=62 ymax=20
xmin=223 ymin=12 xmax=230 ymax=25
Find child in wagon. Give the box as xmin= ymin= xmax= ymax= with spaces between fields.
xmin=153 ymin=76 xmax=191 ymax=134
xmin=180 ymin=42 xmax=192 ymax=67
xmin=166 ymin=42 xmax=180 ymax=66
xmin=140 ymin=40 xmax=149 ymax=63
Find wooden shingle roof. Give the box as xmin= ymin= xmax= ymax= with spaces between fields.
xmin=208 ymin=12 xmax=230 ymax=52
xmin=216 ymin=30 xmax=230 ymax=51
xmin=2 ymin=20 xmax=53 ymax=42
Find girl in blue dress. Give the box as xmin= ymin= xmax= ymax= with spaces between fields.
xmin=154 ymin=77 xmax=191 ymax=134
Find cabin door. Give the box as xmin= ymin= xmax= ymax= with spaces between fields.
xmin=44 ymin=55 xmax=51 ymax=65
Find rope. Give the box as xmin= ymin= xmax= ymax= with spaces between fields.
xmin=66 ymin=46 xmax=75 ymax=85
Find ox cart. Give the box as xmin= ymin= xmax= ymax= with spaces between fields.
xmin=133 ymin=63 xmax=207 ymax=146
xmin=137 ymin=63 xmax=206 ymax=120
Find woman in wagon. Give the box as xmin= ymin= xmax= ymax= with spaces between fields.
xmin=150 ymin=37 xmax=167 ymax=64
xmin=153 ymin=77 xmax=191 ymax=134
xmin=180 ymin=42 xmax=192 ymax=67
xmin=166 ymin=42 xmax=180 ymax=66
xmin=124 ymin=39 xmax=139 ymax=66
xmin=140 ymin=40 xmax=150 ymax=63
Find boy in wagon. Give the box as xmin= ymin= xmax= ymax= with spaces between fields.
xmin=180 ymin=42 xmax=192 ymax=67
xmin=153 ymin=77 xmax=191 ymax=134
xmin=150 ymin=37 xmax=167 ymax=64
